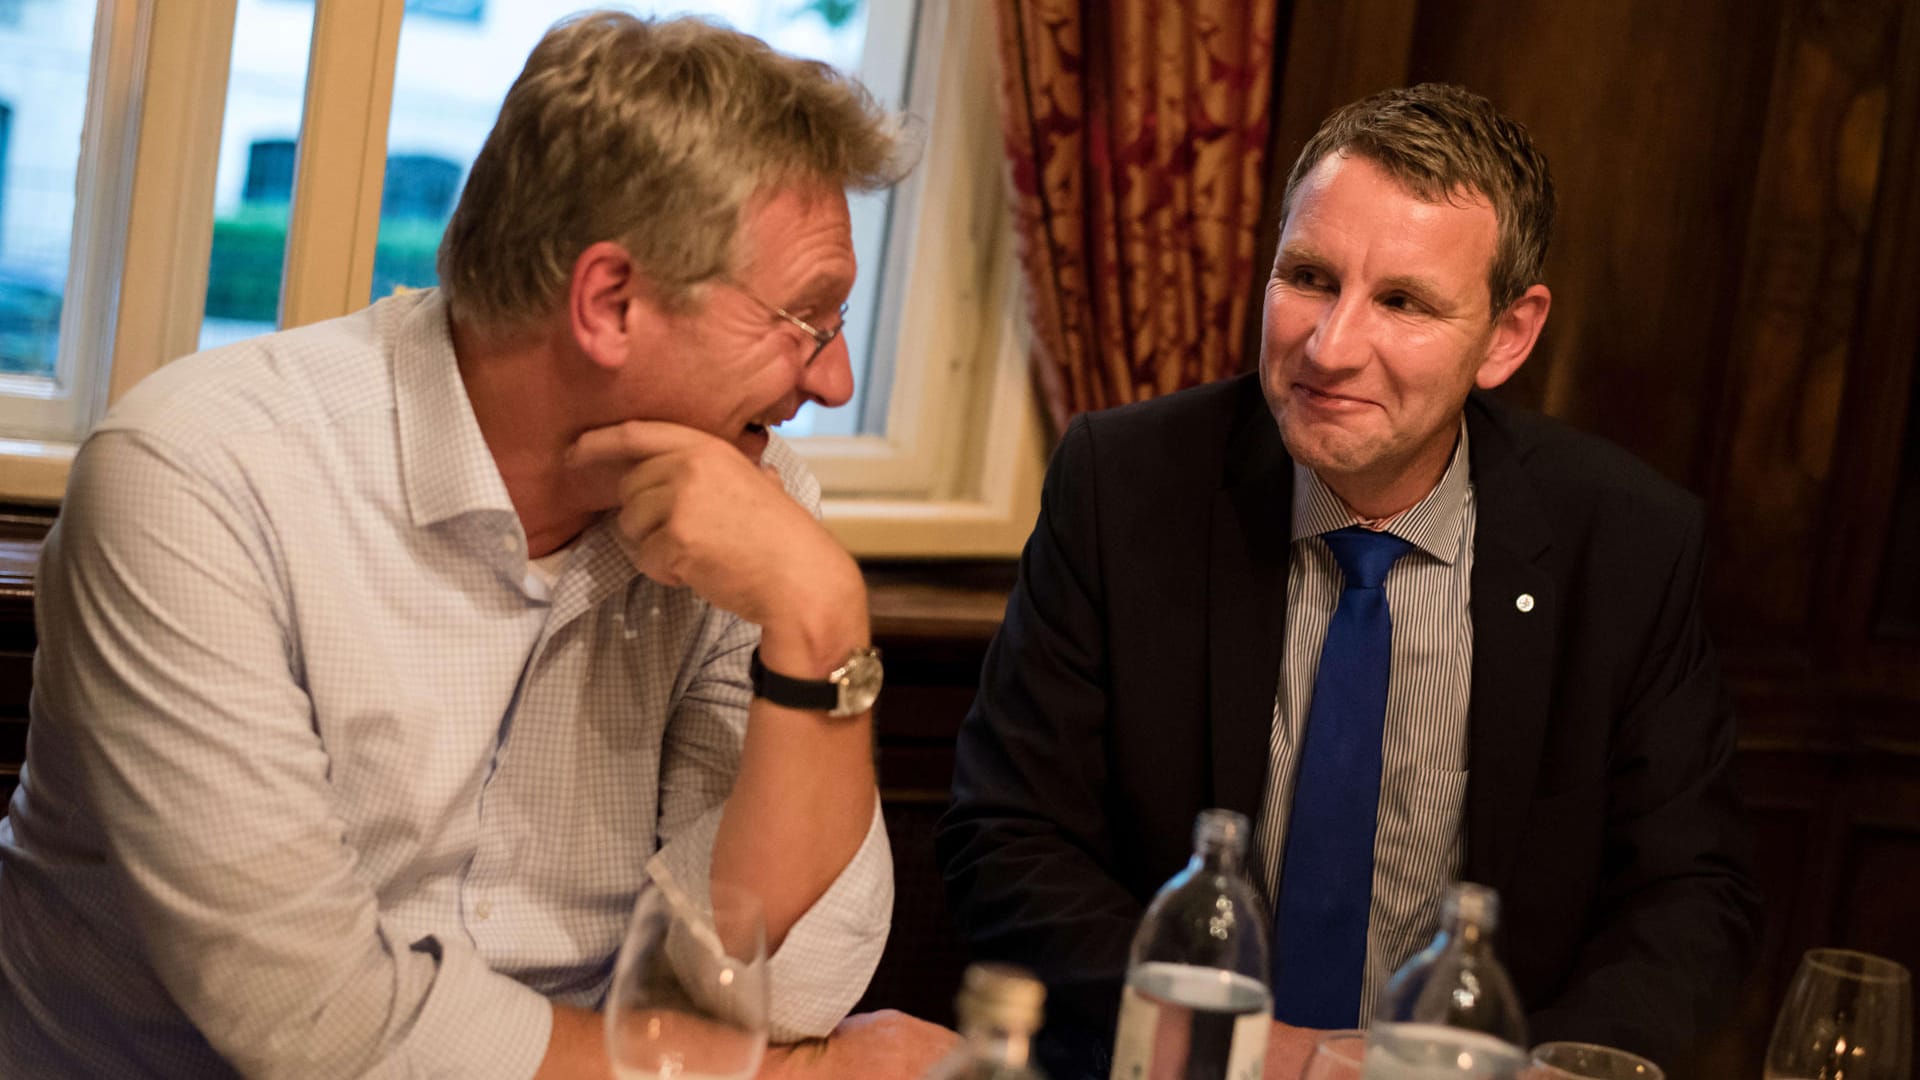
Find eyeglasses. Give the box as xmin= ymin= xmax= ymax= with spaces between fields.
xmin=725 ymin=282 xmax=849 ymax=367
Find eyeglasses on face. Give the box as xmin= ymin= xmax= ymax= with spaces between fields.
xmin=725 ymin=282 xmax=850 ymax=367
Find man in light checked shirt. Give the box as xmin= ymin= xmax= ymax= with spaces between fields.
xmin=0 ymin=12 xmax=955 ymax=1079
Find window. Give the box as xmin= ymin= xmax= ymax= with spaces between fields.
xmin=368 ymin=0 xmax=896 ymax=440
xmin=0 ymin=0 xmax=1041 ymax=555
xmin=201 ymin=0 xmax=313 ymax=350
xmin=404 ymin=0 xmax=482 ymax=22
xmin=0 ymin=0 xmax=116 ymax=448
xmin=0 ymin=101 xmax=11 ymax=241
xmin=241 ymin=138 xmax=296 ymax=204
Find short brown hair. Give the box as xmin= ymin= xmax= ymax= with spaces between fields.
xmin=437 ymin=11 xmax=912 ymax=333
xmin=1280 ymin=83 xmax=1554 ymax=313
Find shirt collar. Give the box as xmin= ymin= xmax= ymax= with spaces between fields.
xmin=1290 ymin=417 xmax=1473 ymax=565
xmin=392 ymin=290 xmax=518 ymax=528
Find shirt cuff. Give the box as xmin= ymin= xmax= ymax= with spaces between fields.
xmin=763 ymin=800 xmax=892 ymax=1041
xmin=386 ymin=936 xmax=554 ymax=1080
xmin=647 ymin=799 xmax=893 ymax=1043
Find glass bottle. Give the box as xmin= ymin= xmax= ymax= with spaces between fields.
xmin=1364 ymin=882 xmax=1528 ymax=1079
xmin=921 ymin=962 xmax=1051 ymax=1080
xmin=1110 ymin=809 xmax=1272 ymax=1080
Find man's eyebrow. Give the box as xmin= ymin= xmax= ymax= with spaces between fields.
xmin=1376 ymin=273 xmax=1447 ymax=300
xmin=1271 ymin=249 xmax=1456 ymax=306
xmin=784 ymin=275 xmax=852 ymax=316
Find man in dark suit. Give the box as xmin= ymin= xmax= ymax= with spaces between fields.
xmin=937 ymin=84 xmax=1759 ymax=1079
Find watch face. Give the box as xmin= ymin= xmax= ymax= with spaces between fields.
xmin=833 ymin=649 xmax=884 ymax=716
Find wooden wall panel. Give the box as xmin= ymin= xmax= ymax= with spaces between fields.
xmin=1400 ymin=0 xmax=1786 ymax=492
xmin=1711 ymin=0 xmax=1914 ymax=646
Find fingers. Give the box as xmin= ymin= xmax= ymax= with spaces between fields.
xmin=612 ymin=487 xmax=682 ymax=585
xmin=562 ymin=421 xmax=713 ymax=515
xmin=566 ymin=419 xmax=718 ymax=473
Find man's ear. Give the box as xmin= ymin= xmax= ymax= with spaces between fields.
xmin=1475 ymin=283 xmax=1551 ymax=390
xmin=568 ymin=241 xmax=653 ymax=371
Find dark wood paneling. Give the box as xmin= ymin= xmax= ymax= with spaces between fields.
xmin=1712 ymin=0 xmax=1916 ymax=649
xmin=1404 ymin=0 xmax=1787 ymax=494
xmin=0 ymin=511 xmax=41 ymax=814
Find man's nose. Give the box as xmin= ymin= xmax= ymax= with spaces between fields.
xmin=1303 ymin=297 xmax=1369 ymax=374
xmin=802 ymin=334 xmax=855 ymax=408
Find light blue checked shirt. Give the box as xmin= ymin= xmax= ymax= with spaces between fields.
xmin=0 ymin=290 xmax=891 ymax=1079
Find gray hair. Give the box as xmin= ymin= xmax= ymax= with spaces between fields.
xmin=437 ymin=11 xmax=912 ymax=333
xmin=1281 ymin=83 xmax=1554 ymax=314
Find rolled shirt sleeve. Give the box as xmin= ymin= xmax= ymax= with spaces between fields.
xmin=648 ymin=604 xmax=893 ymax=1042
xmin=648 ymin=798 xmax=892 ymax=1042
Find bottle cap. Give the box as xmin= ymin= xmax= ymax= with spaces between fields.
xmin=955 ymin=962 xmax=1046 ymax=1034
xmin=1444 ymin=881 xmax=1501 ymax=930
xmin=1192 ymin=808 xmax=1251 ymax=858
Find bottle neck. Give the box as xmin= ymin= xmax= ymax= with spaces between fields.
xmin=1439 ymin=889 xmax=1497 ymax=954
xmin=1446 ymin=915 xmax=1484 ymax=948
xmin=1193 ymin=846 xmax=1243 ymax=877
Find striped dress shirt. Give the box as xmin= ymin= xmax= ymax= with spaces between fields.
xmin=0 ymin=290 xmax=890 ymax=1079
xmin=1253 ymin=424 xmax=1475 ymax=1024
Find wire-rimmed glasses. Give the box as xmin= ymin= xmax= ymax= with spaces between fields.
xmin=725 ymin=281 xmax=848 ymax=367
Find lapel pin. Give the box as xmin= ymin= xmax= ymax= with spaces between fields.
xmin=1515 ymin=593 xmax=1536 ymax=613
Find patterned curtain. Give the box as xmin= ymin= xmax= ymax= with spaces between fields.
xmin=996 ymin=0 xmax=1278 ymax=439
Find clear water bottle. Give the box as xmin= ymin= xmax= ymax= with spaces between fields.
xmin=920 ymin=963 xmax=1051 ymax=1080
xmin=1109 ymin=809 xmax=1271 ymax=1080
xmin=1363 ymin=882 xmax=1528 ymax=1079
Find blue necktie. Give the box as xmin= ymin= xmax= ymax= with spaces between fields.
xmin=1270 ymin=525 xmax=1416 ymax=1027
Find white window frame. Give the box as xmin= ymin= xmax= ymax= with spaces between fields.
xmin=0 ymin=0 xmax=236 ymax=500
xmin=809 ymin=0 xmax=1043 ymax=555
xmin=0 ymin=0 xmax=1043 ymax=559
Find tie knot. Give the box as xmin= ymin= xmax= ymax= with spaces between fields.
xmin=1321 ymin=525 xmax=1416 ymax=590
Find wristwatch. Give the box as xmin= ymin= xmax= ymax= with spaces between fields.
xmin=749 ymin=645 xmax=884 ymax=717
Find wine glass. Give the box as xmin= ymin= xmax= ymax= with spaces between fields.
xmin=605 ymin=878 xmax=769 ymax=1080
xmin=1527 ymin=1041 xmax=1663 ymax=1079
xmin=1300 ymin=1029 xmax=1368 ymax=1079
xmin=1763 ymin=948 xmax=1911 ymax=1080
xmin=1362 ymin=1023 xmax=1530 ymax=1077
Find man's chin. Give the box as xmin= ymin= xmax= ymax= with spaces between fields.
xmin=1277 ymin=416 xmax=1379 ymax=477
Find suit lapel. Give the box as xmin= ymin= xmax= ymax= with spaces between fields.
xmin=1462 ymin=397 xmax=1558 ymax=896
xmin=1208 ymin=382 xmax=1294 ymax=822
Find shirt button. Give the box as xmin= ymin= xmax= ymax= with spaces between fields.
xmin=475 ymin=899 xmax=494 ymax=921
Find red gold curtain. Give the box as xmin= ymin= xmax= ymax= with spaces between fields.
xmin=996 ymin=0 xmax=1278 ymax=438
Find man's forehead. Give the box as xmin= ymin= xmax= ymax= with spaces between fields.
xmin=1277 ymin=152 xmax=1498 ymax=290
xmin=733 ymin=184 xmax=857 ymax=301
xmin=1298 ymin=150 xmax=1496 ymax=215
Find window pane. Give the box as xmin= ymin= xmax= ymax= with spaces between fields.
xmin=0 ymin=1 xmax=98 ymax=378
xmin=376 ymin=0 xmax=911 ymax=437
xmin=200 ymin=0 xmax=318 ymax=351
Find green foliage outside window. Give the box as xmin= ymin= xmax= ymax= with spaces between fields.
xmin=795 ymin=0 xmax=860 ymax=29
xmin=204 ymin=208 xmax=446 ymax=323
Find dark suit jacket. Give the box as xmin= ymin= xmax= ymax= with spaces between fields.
xmin=936 ymin=374 xmax=1759 ymax=1079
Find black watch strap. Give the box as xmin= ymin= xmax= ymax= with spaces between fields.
xmin=748 ymin=647 xmax=840 ymax=711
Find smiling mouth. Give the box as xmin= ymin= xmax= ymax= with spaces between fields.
xmin=745 ymin=406 xmax=799 ymax=436
xmin=1295 ymin=383 xmax=1371 ymax=407
xmin=740 ymin=415 xmax=788 ymax=459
